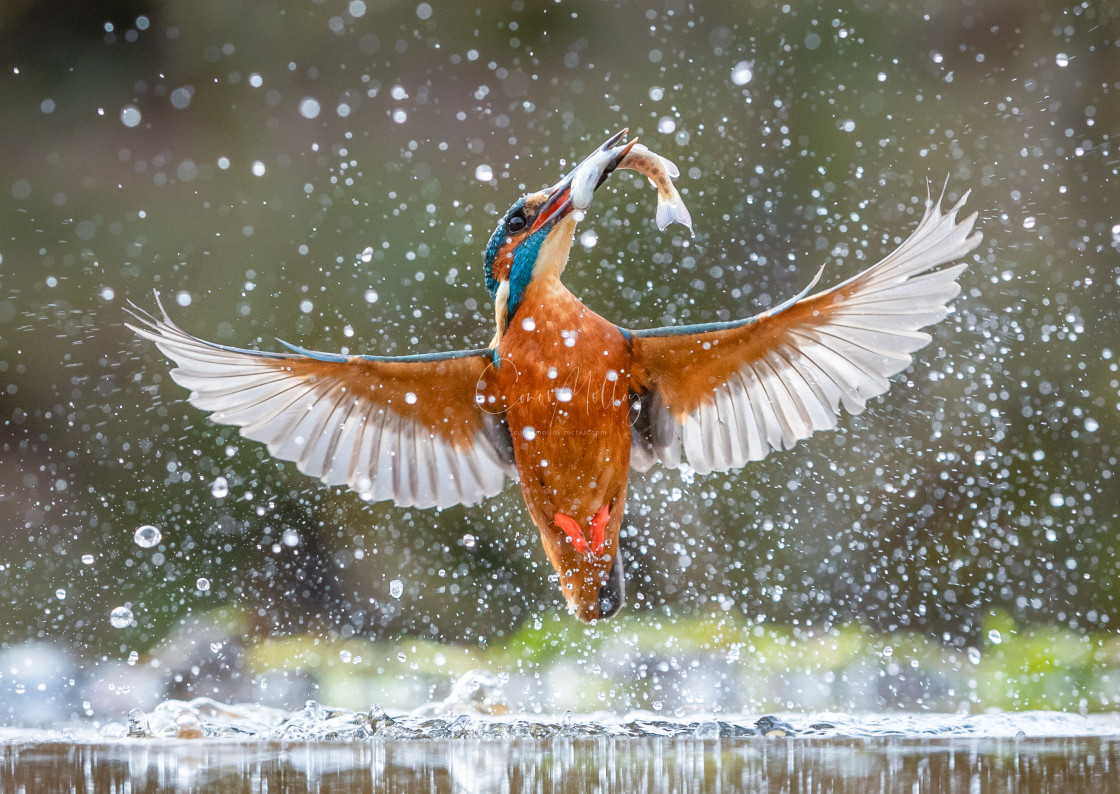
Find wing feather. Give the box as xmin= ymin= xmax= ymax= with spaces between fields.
xmin=302 ymin=394 xmax=358 ymax=482
xmin=128 ymin=300 xmax=513 ymax=508
xmin=352 ymin=407 xmax=384 ymax=496
xmin=730 ymin=372 xmax=765 ymax=462
xmin=716 ymin=382 xmax=745 ymax=467
xmin=630 ymin=190 xmax=981 ymax=473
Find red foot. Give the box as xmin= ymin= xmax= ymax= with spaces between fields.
xmin=589 ymin=505 xmax=610 ymax=555
xmin=554 ymin=512 xmax=589 ymax=555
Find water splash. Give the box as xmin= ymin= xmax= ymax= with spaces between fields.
xmin=112 ymin=695 xmax=1120 ymax=741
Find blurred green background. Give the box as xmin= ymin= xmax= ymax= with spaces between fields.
xmin=0 ymin=0 xmax=1118 ymax=720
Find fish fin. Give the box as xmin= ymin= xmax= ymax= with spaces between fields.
xmin=655 ymin=196 xmax=694 ymax=234
xmin=656 ymin=154 xmax=681 ymax=180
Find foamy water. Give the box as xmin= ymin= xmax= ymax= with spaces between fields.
xmin=4 ymin=697 xmax=1118 ymax=743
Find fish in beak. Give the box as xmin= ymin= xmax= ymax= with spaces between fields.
xmin=529 ymin=129 xmax=638 ymax=234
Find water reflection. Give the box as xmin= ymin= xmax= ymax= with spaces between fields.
xmin=3 ymin=736 xmax=1117 ymax=793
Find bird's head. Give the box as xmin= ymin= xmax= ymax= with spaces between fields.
xmin=483 ymin=130 xmax=636 ymax=338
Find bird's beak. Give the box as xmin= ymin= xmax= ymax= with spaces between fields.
xmin=529 ymin=129 xmax=638 ymax=234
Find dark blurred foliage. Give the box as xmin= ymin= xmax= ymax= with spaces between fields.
xmin=0 ymin=0 xmax=1117 ymax=673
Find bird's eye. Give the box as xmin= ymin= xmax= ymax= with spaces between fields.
xmin=506 ymin=215 xmax=526 ymax=233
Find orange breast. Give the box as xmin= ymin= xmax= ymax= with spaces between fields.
xmin=491 ymin=278 xmax=633 ymax=618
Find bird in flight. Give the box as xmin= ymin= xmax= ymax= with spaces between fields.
xmin=129 ymin=130 xmax=981 ymax=622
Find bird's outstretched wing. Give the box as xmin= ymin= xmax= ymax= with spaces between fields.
xmin=628 ymin=191 xmax=982 ymax=474
xmin=127 ymin=299 xmax=515 ymax=509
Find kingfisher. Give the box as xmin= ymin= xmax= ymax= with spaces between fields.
xmin=129 ymin=130 xmax=981 ymax=622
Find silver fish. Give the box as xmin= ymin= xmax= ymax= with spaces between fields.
xmin=565 ymin=137 xmax=692 ymax=233
xmin=560 ymin=131 xmax=693 ymax=234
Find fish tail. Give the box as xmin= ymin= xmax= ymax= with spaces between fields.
xmin=655 ymin=193 xmax=694 ymax=234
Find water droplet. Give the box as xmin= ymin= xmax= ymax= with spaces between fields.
xmin=474 ymin=164 xmax=493 ymax=182
xmin=282 ymin=529 xmax=300 ymax=547
xmin=987 ymin=629 xmax=1003 ymax=645
xmin=522 ymin=426 xmax=537 ymax=440
xmin=1055 ymin=52 xmax=1069 ymax=67
xmin=127 ymin=650 xmax=139 ymax=665
xmin=1023 ymin=216 xmax=1036 ymax=230
xmin=55 ymin=588 xmax=66 ymax=600
xmin=133 ymin=525 xmax=162 ymax=548
xmin=360 ymin=246 xmax=374 ymax=263
xmin=120 ymin=105 xmax=142 ymax=127
xmin=339 ymin=649 xmax=353 ymax=663
xmin=405 ymin=392 xmax=418 ymax=404
xmin=210 ymin=476 xmax=229 ymax=498
xmin=555 ymin=387 xmax=573 ymax=402
xmin=462 ymin=533 xmax=477 ymax=549
xmin=840 ymin=119 xmax=856 ymax=132
xmin=299 ymin=97 xmax=321 ymax=119
xmin=110 ymin=606 xmax=134 ymax=629
xmin=521 ymin=316 xmax=536 ymax=331
xmin=196 ymin=577 xmax=210 ymax=592
xmin=579 ymin=230 xmax=598 ymax=249
xmin=731 ymin=60 xmax=754 ymax=86
xmin=81 ymin=554 xmax=95 ymax=565
xmin=657 ymin=116 xmax=676 ymax=134
xmin=251 ymin=160 xmax=266 ymax=177
xmin=967 ymin=647 xmax=981 ymax=664
xmin=389 ymin=579 xmax=404 ymax=599
xmin=1049 ymin=492 xmax=1065 ymax=508
xmin=170 ymin=86 xmax=192 ymax=109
